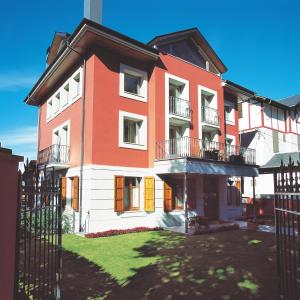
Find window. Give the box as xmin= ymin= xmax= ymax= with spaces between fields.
xmin=52 ymin=93 xmax=60 ymax=114
xmin=47 ymin=99 xmax=53 ymax=119
xmin=273 ymin=130 xmax=279 ymax=153
xmin=72 ymin=73 xmax=81 ymax=99
xmin=124 ymin=118 xmax=142 ymax=144
xmin=114 ymin=176 xmax=142 ymax=212
xmin=61 ymin=83 xmax=70 ymax=107
xmin=120 ymin=64 xmax=148 ymax=101
xmin=124 ymin=72 xmax=142 ymax=95
xmin=224 ymin=100 xmax=235 ymax=124
xmin=119 ymin=111 xmax=147 ymax=150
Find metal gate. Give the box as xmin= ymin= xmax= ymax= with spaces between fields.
xmin=15 ymin=161 xmax=62 ymax=299
xmin=274 ymin=158 xmax=300 ymax=300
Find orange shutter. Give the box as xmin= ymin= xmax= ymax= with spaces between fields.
xmin=144 ymin=177 xmax=155 ymax=212
xmin=61 ymin=177 xmax=67 ymax=209
xmin=235 ymin=180 xmax=241 ymax=206
xmin=71 ymin=176 xmax=79 ymax=212
xmin=164 ymin=181 xmax=173 ymax=212
xmin=114 ymin=176 xmax=124 ymax=212
xmin=188 ymin=179 xmax=196 ymax=210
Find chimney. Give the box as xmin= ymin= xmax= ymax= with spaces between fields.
xmin=84 ymin=0 xmax=103 ymax=24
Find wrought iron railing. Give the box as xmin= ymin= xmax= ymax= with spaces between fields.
xmin=38 ymin=144 xmax=70 ymax=165
xmin=169 ymin=96 xmax=191 ymax=119
xmin=202 ymin=106 xmax=220 ymax=126
xmin=156 ymin=137 xmax=256 ymax=165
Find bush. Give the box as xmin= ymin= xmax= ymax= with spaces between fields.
xmin=62 ymin=211 xmax=73 ymax=234
xmin=85 ymin=227 xmax=161 ymax=238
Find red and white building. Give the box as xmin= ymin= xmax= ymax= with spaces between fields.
xmin=238 ymin=92 xmax=300 ymax=215
xmin=25 ymin=3 xmax=258 ymax=233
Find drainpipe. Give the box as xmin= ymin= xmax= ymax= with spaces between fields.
xmin=252 ymin=176 xmax=256 ymax=221
xmin=79 ymin=59 xmax=87 ymax=232
xmin=66 ymin=42 xmax=86 ymax=232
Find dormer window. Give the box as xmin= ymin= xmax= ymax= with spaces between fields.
xmin=224 ymin=100 xmax=235 ymax=124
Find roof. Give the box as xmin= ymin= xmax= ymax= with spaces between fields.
xmin=278 ymin=94 xmax=300 ymax=107
xmin=260 ymin=152 xmax=300 ymax=172
xmin=148 ymin=28 xmax=228 ymax=74
xmin=46 ymin=32 xmax=70 ymax=66
xmin=223 ymin=80 xmax=255 ymax=96
xmin=25 ymin=18 xmax=160 ymax=106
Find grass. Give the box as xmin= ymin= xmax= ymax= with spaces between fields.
xmin=62 ymin=231 xmax=163 ymax=284
xmin=62 ymin=230 xmax=277 ymax=300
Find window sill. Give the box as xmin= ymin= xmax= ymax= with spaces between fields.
xmin=120 ymin=91 xmax=147 ymax=102
xmin=119 ymin=142 xmax=147 ymax=151
xmin=225 ymin=120 xmax=235 ymax=125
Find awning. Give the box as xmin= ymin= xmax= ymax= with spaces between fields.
xmin=260 ymin=152 xmax=300 ymax=174
xmin=155 ymin=158 xmax=259 ymax=177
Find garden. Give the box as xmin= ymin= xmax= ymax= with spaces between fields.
xmin=62 ymin=229 xmax=278 ymax=299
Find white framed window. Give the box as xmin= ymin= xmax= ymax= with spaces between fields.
xmin=61 ymin=83 xmax=70 ymax=107
xmin=53 ymin=92 xmax=60 ymax=114
xmin=47 ymin=99 xmax=53 ymax=120
xmin=120 ymin=64 xmax=148 ymax=102
xmin=119 ymin=111 xmax=147 ymax=150
xmin=224 ymin=100 xmax=235 ymax=124
xmin=71 ymin=72 xmax=81 ymax=100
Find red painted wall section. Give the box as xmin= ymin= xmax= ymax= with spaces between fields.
xmin=90 ymin=48 xmax=152 ymax=168
xmin=0 ymin=149 xmax=23 ymax=300
xmin=156 ymin=54 xmax=226 ymax=143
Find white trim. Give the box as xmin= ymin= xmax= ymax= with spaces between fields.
xmin=224 ymin=99 xmax=235 ymax=125
xmin=118 ymin=111 xmax=147 ymax=150
xmin=52 ymin=120 xmax=71 ymax=146
xmin=165 ymin=73 xmax=190 ymax=141
xmin=225 ymin=134 xmax=236 ymax=146
xmin=46 ymin=67 xmax=83 ymax=122
xmin=198 ymin=85 xmax=218 ymax=140
xmin=119 ymin=64 xmax=148 ymax=102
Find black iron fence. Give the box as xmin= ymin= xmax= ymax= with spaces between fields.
xmin=156 ymin=137 xmax=256 ymax=165
xmin=38 ymin=145 xmax=70 ymax=166
xmin=274 ymin=158 xmax=300 ymax=300
xmin=202 ymin=106 xmax=220 ymax=127
xmin=169 ymin=96 xmax=191 ymax=119
xmin=15 ymin=161 xmax=62 ymax=299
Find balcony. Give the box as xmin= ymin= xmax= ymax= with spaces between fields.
xmin=38 ymin=144 xmax=70 ymax=166
xmin=169 ymin=96 xmax=191 ymax=121
xmin=202 ymin=106 xmax=220 ymax=128
xmin=156 ymin=137 xmax=256 ymax=165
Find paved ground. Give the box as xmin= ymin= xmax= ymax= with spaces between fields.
xmin=62 ymin=230 xmax=278 ymax=300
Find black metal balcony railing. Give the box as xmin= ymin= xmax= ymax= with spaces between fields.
xmin=202 ymin=106 xmax=220 ymax=127
xmin=169 ymin=96 xmax=191 ymax=119
xmin=38 ymin=144 xmax=70 ymax=165
xmin=156 ymin=137 xmax=256 ymax=165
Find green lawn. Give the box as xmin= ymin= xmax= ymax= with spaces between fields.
xmin=62 ymin=231 xmax=164 ymax=284
xmin=62 ymin=230 xmax=277 ymax=300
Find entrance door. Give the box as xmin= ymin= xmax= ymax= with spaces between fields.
xmin=203 ymin=176 xmax=219 ymax=220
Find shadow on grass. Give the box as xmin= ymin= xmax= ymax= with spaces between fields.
xmin=62 ymin=249 xmax=121 ymax=299
xmin=62 ymin=230 xmax=278 ymax=300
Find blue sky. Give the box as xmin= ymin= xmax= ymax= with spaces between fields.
xmin=0 ymin=0 xmax=300 ymax=160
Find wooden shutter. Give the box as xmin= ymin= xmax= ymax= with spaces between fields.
xmin=114 ymin=176 xmax=124 ymax=212
xmin=238 ymin=102 xmax=243 ymax=119
xmin=272 ymin=130 xmax=279 ymax=153
xmin=164 ymin=181 xmax=173 ymax=212
xmin=71 ymin=176 xmax=79 ymax=212
xmin=188 ymin=179 xmax=196 ymax=210
xmin=235 ymin=180 xmax=241 ymax=206
xmin=144 ymin=177 xmax=155 ymax=212
xmin=61 ymin=176 xmax=67 ymax=209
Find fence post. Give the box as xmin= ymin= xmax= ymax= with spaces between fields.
xmin=0 ymin=145 xmax=23 ymax=300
